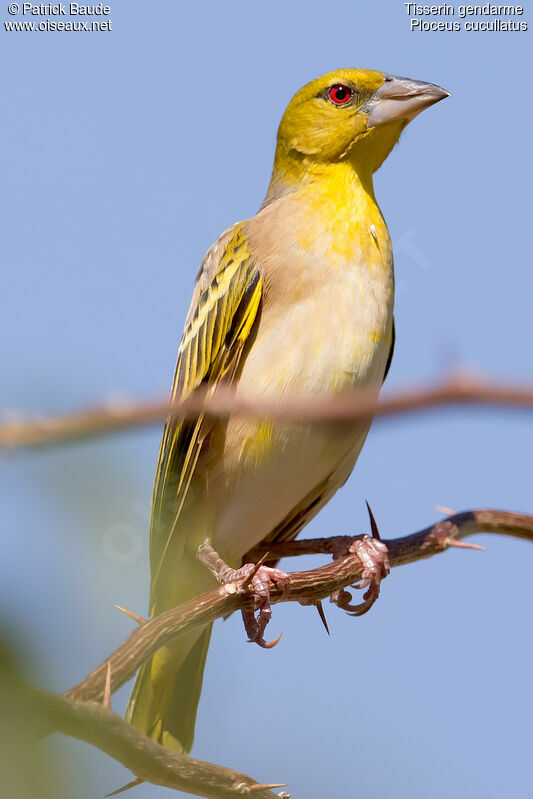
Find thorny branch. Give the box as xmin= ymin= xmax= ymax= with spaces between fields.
xmin=2 ymin=373 xmax=533 ymax=450
xmin=65 ymin=509 xmax=533 ymax=704
xmin=31 ymin=688 xmax=287 ymax=799
xmin=6 ymin=382 xmax=533 ymax=795
xmin=41 ymin=509 xmax=532 ymax=796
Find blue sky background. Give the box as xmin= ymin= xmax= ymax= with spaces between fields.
xmin=1 ymin=1 xmax=532 ymax=797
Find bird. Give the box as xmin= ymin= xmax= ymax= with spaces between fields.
xmin=125 ymin=68 xmax=449 ymax=754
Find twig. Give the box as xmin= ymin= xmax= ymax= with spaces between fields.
xmin=2 ymin=374 xmax=533 ymax=450
xmin=114 ymin=604 xmax=147 ymax=625
xmin=65 ymin=509 xmax=533 ymax=705
xmin=31 ymin=688 xmax=284 ymax=799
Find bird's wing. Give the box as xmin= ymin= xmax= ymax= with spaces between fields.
xmin=150 ymin=227 xmax=262 ymax=595
xmin=383 ymin=317 xmax=395 ymax=382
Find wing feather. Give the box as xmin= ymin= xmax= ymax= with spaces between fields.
xmin=150 ymin=228 xmax=262 ymax=592
xmin=383 ymin=317 xmax=395 ymax=382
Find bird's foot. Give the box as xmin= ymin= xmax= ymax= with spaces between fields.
xmin=331 ymin=503 xmax=390 ymax=617
xmin=232 ymin=560 xmax=290 ymax=649
xmin=197 ymin=542 xmax=289 ymax=648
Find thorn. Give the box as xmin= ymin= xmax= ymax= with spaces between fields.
xmin=114 ymin=604 xmax=147 ymax=625
xmin=446 ymin=538 xmax=485 ymax=551
xmin=105 ymin=777 xmax=143 ymax=796
xmin=249 ymin=783 xmax=289 ymax=792
xmin=241 ymin=551 xmax=270 ymax=591
xmin=315 ymin=601 xmax=330 ymax=635
xmin=103 ymin=660 xmax=112 ymax=710
xmin=436 ymin=505 xmax=456 ymax=516
xmin=365 ymin=500 xmax=381 ymax=541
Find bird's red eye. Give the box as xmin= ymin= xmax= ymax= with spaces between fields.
xmin=328 ymin=84 xmax=353 ymax=105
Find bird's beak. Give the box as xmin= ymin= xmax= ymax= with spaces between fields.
xmin=364 ymin=75 xmax=450 ymax=128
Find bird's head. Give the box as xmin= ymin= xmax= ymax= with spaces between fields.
xmin=267 ymin=68 xmax=449 ymax=200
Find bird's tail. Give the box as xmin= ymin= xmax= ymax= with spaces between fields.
xmin=125 ymin=622 xmax=212 ymax=753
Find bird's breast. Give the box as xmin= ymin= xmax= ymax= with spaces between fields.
xmin=242 ymin=189 xmax=395 ymax=396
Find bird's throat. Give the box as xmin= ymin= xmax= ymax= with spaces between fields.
xmin=263 ymin=115 xmax=405 ymax=209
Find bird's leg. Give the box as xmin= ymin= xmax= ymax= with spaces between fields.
xmin=330 ymin=503 xmax=390 ymax=617
xmin=197 ymin=542 xmax=289 ymax=648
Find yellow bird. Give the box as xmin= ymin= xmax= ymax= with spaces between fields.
xmin=126 ymin=68 xmax=449 ymax=753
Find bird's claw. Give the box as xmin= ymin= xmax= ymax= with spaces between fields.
xmin=226 ymin=562 xmax=289 ymax=649
xmin=242 ymin=606 xmax=282 ymax=649
xmin=331 ymin=534 xmax=390 ymax=617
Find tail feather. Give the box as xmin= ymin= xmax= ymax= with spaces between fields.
xmin=126 ymin=624 xmax=212 ymax=754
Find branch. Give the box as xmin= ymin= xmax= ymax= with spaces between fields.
xmin=14 ymin=380 xmax=531 ymax=795
xmin=3 ymin=374 xmax=533 ymax=450
xmin=31 ymin=688 xmax=287 ymax=799
xmin=65 ymin=509 xmax=533 ymax=705
xmin=26 ymin=508 xmax=527 ymax=797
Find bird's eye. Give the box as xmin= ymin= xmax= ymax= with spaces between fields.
xmin=327 ymin=84 xmax=353 ymax=105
